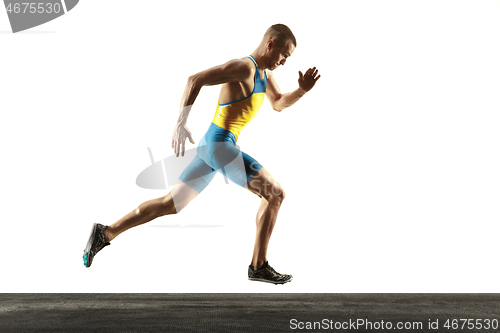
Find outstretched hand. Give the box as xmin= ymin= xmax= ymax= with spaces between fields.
xmin=172 ymin=124 xmax=195 ymax=157
xmin=298 ymin=67 xmax=321 ymax=93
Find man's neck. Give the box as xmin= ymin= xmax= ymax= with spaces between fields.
xmin=250 ymin=45 xmax=267 ymax=70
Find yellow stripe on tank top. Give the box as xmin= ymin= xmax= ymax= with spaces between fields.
xmin=212 ymin=92 xmax=266 ymax=141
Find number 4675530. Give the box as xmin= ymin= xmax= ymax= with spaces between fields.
xmin=6 ymin=3 xmax=61 ymax=14
xmin=444 ymin=319 xmax=498 ymax=330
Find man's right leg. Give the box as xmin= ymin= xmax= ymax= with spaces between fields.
xmin=83 ymin=154 xmax=216 ymax=267
xmin=106 ymin=151 xmax=217 ymax=242
xmin=104 ymin=180 xmax=199 ymax=242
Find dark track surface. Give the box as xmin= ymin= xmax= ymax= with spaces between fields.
xmin=1 ymin=293 xmax=499 ymax=332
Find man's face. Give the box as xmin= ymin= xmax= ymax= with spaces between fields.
xmin=267 ymin=40 xmax=295 ymax=71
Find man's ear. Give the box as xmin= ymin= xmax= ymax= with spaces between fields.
xmin=267 ymin=39 xmax=274 ymax=50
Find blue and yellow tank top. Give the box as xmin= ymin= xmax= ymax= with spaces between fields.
xmin=212 ymin=55 xmax=267 ymax=141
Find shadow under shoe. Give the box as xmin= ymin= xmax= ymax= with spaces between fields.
xmin=83 ymin=223 xmax=110 ymax=267
xmin=248 ymin=261 xmax=293 ymax=285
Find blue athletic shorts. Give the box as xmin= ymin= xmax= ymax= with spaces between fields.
xmin=179 ymin=123 xmax=263 ymax=193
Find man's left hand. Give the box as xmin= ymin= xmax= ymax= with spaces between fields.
xmin=298 ymin=67 xmax=321 ymax=93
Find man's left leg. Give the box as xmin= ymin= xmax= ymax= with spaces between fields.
xmin=246 ymin=167 xmax=292 ymax=284
xmin=207 ymin=140 xmax=292 ymax=284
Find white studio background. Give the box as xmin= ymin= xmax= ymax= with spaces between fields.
xmin=1 ymin=0 xmax=499 ymax=293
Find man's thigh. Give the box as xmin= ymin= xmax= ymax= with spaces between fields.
xmin=179 ymin=155 xmax=217 ymax=193
xmin=208 ymin=143 xmax=264 ymax=188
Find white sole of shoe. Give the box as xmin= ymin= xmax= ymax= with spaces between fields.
xmin=248 ymin=277 xmax=293 ymax=285
xmin=84 ymin=223 xmax=98 ymax=255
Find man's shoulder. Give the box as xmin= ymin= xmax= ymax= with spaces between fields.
xmin=222 ymin=57 xmax=254 ymax=78
xmin=199 ymin=57 xmax=254 ymax=85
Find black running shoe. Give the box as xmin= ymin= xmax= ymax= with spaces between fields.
xmin=83 ymin=223 xmax=110 ymax=267
xmin=248 ymin=261 xmax=293 ymax=284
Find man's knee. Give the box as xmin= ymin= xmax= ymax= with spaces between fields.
xmin=270 ymin=184 xmax=285 ymax=205
xmin=161 ymin=194 xmax=178 ymax=215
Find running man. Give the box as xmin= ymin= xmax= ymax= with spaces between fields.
xmin=83 ymin=24 xmax=320 ymax=284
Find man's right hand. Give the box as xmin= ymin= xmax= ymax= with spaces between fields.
xmin=172 ymin=124 xmax=195 ymax=157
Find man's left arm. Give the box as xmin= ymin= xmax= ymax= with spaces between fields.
xmin=266 ymin=67 xmax=320 ymax=112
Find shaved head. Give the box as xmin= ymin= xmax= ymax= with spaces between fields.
xmin=263 ymin=24 xmax=296 ymax=48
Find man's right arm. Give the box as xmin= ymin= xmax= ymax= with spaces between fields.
xmin=172 ymin=59 xmax=253 ymax=157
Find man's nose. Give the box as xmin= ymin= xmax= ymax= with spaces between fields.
xmin=280 ymin=58 xmax=287 ymax=65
